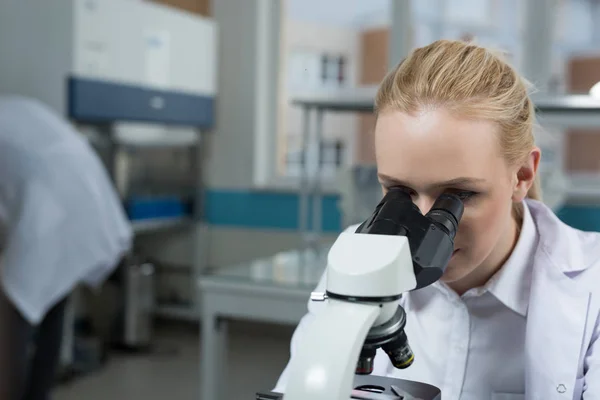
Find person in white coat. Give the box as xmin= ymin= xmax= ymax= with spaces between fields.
xmin=275 ymin=40 xmax=600 ymax=399
xmin=0 ymin=96 xmax=133 ymax=400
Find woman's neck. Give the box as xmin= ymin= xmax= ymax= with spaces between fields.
xmin=448 ymin=209 xmax=523 ymax=296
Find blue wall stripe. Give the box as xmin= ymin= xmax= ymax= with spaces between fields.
xmin=204 ymin=190 xmax=342 ymax=232
xmin=556 ymin=205 xmax=600 ymax=232
xmin=202 ymin=190 xmax=600 ymax=234
xmin=68 ymin=77 xmax=215 ymax=128
xmin=126 ymin=196 xmax=191 ymax=220
xmin=122 ymin=189 xmax=600 ymax=233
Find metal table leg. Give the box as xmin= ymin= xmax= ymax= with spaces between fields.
xmin=312 ymin=109 xmax=324 ymax=239
xmin=299 ymin=106 xmax=311 ymax=244
xmin=217 ymin=320 xmax=229 ymax=400
xmin=200 ymin=309 xmax=229 ymax=400
xmin=299 ymin=106 xmax=324 ymax=246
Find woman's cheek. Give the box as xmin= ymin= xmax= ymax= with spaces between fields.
xmin=455 ymin=208 xmax=478 ymax=244
xmin=454 ymin=201 xmax=493 ymax=248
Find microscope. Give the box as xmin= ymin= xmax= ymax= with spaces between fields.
xmin=257 ymin=188 xmax=463 ymax=400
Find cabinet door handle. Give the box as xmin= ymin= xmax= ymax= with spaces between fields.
xmin=150 ymin=96 xmax=165 ymax=110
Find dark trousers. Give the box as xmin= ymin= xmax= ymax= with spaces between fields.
xmin=0 ymin=291 xmax=68 ymax=400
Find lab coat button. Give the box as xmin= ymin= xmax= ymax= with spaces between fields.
xmin=556 ymin=384 xmax=566 ymax=394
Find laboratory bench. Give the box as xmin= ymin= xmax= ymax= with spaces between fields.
xmin=198 ymin=244 xmax=330 ymax=400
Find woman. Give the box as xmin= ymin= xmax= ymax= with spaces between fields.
xmin=274 ymin=40 xmax=600 ymax=399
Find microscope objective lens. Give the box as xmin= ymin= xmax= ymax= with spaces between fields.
xmin=382 ymin=331 xmax=415 ymax=370
xmin=356 ymin=347 xmax=376 ymax=375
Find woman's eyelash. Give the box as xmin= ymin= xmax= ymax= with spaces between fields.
xmin=382 ymin=185 xmax=478 ymax=201
xmin=386 ymin=185 xmax=415 ymax=195
xmin=453 ymin=190 xmax=478 ymax=200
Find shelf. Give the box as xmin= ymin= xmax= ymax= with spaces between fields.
xmin=567 ymin=187 xmax=600 ymax=202
xmin=291 ymin=86 xmax=378 ymax=112
xmin=290 ymin=89 xmax=600 ymax=207
xmin=131 ymin=216 xmax=194 ymax=234
xmin=291 ymin=89 xmax=600 ymax=120
xmin=566 ymin=174 xmax=600 ymax=203
xmin=534 ymin=95 xmax=600 ymax=128
xmin=113 ymin=124 xmax=200 ymax=148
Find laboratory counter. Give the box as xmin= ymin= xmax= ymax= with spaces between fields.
xmin=198 ymin=244 xmax=330 ymax=400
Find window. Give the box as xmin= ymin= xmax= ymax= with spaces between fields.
xmin=319 ymin=54 xmax=348 ymax=86
xmin=284 ymin=138 xmax=346 ymax=179
xmin=278 ymin=18 xmax=362 ymax=180
xmin=287 ymin=50 xmax=321 ymax=91
xmin=267 ymin=0 xmax=598 ymax=210
xmin=276 ymin=0 xmax=391 ymax=180
xmin=546 ymin=0 xmax=600 ymax=182
xmin=281 ymin=47 xmax=352 ymax=179
xmin=288 ymin=51 xmax=348 ymax=91
xmin=282 ymin=50 xmax=353 ymax=179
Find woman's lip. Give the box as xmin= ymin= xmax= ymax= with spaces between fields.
xmin=452 ymin=249 xmax=460 ymax=255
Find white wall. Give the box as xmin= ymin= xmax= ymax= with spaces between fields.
xmin=202 ymin=0 xmax=280 ymax=189
xmin=201 ymin=0 xmax=258 ymax=189
xmin=286 ymin=0 xmax=389 ymax=28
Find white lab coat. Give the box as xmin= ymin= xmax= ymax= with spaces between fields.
xmin=275 ymin=199 xmax=600 ymax=399
xmin=0 ymin=96 xmax=133 ymax=325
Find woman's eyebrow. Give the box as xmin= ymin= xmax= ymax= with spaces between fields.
xmin=377 ymin=174 xmax=486 ymax=188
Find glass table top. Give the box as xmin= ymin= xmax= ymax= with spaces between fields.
xmin=201 ymin=244 xmax=331 ymax=290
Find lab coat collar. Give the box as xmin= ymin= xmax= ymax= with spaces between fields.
xmin=527 ymin=198 xmax=600 ymax=274
xmin=485 ymin=200 xmax=537 ymax=317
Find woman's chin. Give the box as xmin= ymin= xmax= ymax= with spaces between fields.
xmin=441 ymin=251 xmax=468 ymax=283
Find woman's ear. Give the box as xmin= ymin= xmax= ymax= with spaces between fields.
xmin=512 ymin=147 xmax=541 ymax=202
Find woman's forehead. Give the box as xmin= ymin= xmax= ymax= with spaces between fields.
xmin=374 ymin=109 xmax=506 ymax=184
xmin=375 ymin=109 xmax=500 ymax=143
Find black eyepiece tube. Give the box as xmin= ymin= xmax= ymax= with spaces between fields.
xmin=425 ymin=194 xmax=463 ymax=239
xmin=355 ymin=188 xmax=417 ymax=236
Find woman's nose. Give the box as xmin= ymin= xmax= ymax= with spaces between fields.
xmin=414 ymin=197 xmax=436 ymax=215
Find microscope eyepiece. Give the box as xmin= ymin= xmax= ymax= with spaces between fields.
xmin=426 ymin=193 xmax=463 ymax=239
xmin=353 ymin=190 xmax=465 ymax=374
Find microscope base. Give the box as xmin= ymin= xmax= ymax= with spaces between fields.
xmin=257 ymin=375 xmax=441 ymax=400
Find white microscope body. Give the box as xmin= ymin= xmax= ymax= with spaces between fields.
xmin=284 ymin=233 xmax=416 ymax=400
xmin=283 ymin=189 xmax=464 ymax=400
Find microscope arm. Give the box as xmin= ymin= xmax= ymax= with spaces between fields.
xmin=284 ymin=232 xmax=417 ymax=400
xmin=284 ymin=299 xmax=381 ymax=400
xmin=281 ymin=191 xmax=463 ymax=400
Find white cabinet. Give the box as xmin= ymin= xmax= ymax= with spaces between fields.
xmin=0 ymin=0 xmax=217 ymax=119
xmin=72 ymin=0 xmax=217 ymax=94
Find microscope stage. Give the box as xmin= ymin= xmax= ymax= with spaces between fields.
xmin=256 ymin=375 xmax=441 ymax=400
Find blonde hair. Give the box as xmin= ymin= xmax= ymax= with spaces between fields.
xmin=375 ymin=39 xmax=542 ymax=202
